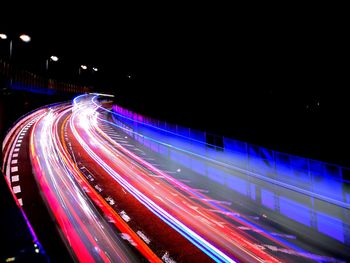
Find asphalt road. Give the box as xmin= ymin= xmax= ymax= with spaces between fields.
xmin=2 ymin=94 xmax=349 ymax=262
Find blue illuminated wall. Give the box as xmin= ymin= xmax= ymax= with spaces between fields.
xmin=112 ymin=104 xmax=349 ymax=205
xmin=11 ymin=82 xmax=56 ymax=95
xmin=111 ymin=104 xmax=350 ymax=245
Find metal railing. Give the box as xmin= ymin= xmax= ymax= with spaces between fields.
xmin=0 ymin=59 xmax=91 ymax=94
xmin=111 ymin=104 xmax=350 ymax=207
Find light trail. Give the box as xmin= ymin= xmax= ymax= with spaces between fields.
xmin=29 ymin=105 xmax=140 ymax=262
xmin=70 ymin=95 xmax=283 ymax=262
xmin=5 ymin=94 xmax=348 ymax=262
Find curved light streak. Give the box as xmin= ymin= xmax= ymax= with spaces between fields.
xmin=29 ymin=105 xmax=138 ymax=262
xmin=71 ymin=95 xmax=282 ymax=262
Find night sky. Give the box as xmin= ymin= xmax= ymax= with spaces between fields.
xmin=1 ymin=4 xmax=348 ymax=166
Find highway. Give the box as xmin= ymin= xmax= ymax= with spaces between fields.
xmin=2 ymin=94 xmax=350 ymax=262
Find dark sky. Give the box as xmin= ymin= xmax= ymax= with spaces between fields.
xmin=1 ymin=4 xmax=344 ymax=87
xmin=1 ymin=4 xmax=345 ymax=93
xmin=1 ymin=4 xmax=348 ymax=165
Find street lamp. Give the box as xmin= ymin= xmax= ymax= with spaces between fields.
xmin=46 ymin=55 xmax=59 ymax=71
xmin=0 ymin=33 xmax=31 ymax=60
xmin=77 ymin=64 xmax=100 ymax=89
xmin=19 ymin=34 xmax=31 ymax=43
xmin=51 ymin=55 xmax=59 ymax=62
xmin=79 ymin=64 xmax=88 ymax=75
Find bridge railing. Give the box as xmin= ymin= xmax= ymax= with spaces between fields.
xmin=111 ymin=104 xmax=350 ymax=208
xmin=0 ymin=59 xmax=91 ymax=94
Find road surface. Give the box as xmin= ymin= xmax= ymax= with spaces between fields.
xmin=2 ymin=94 xmax=349 ymax=262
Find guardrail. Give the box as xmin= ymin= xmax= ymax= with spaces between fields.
xmin=0 ymin=59 xmax=91 ymax=94
xmin=111 ymin=104 xmax=350 ymax=207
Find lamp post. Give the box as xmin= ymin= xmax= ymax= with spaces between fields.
xmin=78 ymin=65 xmax=88 ymax=88
xmin=0 ymin=33 xmax=9 ymax=59
xmin=46 ymin=55 xmax=59 ymax=72
xmin=0 ymin=33 xmax=31 ymax=87
xmin=78 ymin=65 xmax=99 ymax=90
xmin=0 ymin=33 xmax=31 ymax=60
xmin=79 ymin=64 xmax=88 ymax=75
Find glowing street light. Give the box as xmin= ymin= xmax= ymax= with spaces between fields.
xmin=19 ymin=34 xmax=31 ymax=43
xmin=0 ymin=33 xmax=31 ymax=59
xmin=92 ymin=67 xmax=98 ymax=72
xmin=46 ymin=55 xmax=59 ymax=71
xmin=50 ymin=55 xmax=59 ymax=62
xmin=79 ymin=64 xmax=88 ymax=75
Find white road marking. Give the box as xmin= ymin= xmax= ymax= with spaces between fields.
xmin=105 ymin=196 xmax=115 ymax=205
xmin=11 ymin=166 xmax=18 ymax=172
xmin=162 ymin=252 xmax=176 ymax=263
xmin=13 ymin=185 xmax=21 ymax=194
xmin=18 ymin=198 xmax=23 ymax=206
xmin=11 ymin=159 xmax=18 ymax=164
xmin=94 ymin=185 xmax=103 ymax=192
xmin=137 ymin=230 xmax=151 ymax=244
xmin=17 ymin=139 xmax=22 ymax=143
xmin=11 ymin=175 xmax=19 ymax=182
xmin=16 ymin=143 xmax=21 ymax=147
xmin=120 ymin=233 xmax=137 ymax=246
xmin=12 ymin=153 xmax=19 ymax=158
xmin=120 ymin=211 xmax=131 ymax=222
xmin=14 ymin=148 xmax=19 ymax=152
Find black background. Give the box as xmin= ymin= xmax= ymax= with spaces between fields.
xmin=1 ymin=3 xmax=348 ymax=166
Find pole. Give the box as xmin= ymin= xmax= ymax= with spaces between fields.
xmin=9 ymin=40 xmax=13 ymax=87
xmin=9 ymin=40 xmax=12 ymax=60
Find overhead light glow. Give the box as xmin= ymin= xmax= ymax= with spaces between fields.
xmin=50 ymin=55 xmax=59 ymax=62
xmin=19 ymin=34 xmax=31 ymax=42
xmin=81 ymin=65 xmax=88 ymax=70
xmin=0 ymin=33 xmax=7 ymax=39
xmin=93 ymin=67 xmax=98 ymax=72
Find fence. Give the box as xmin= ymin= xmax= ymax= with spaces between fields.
xmin=0 ymin=59 xmax=91 ymax=94
xmin=111 ymin=104 xmax=350 ymax=207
